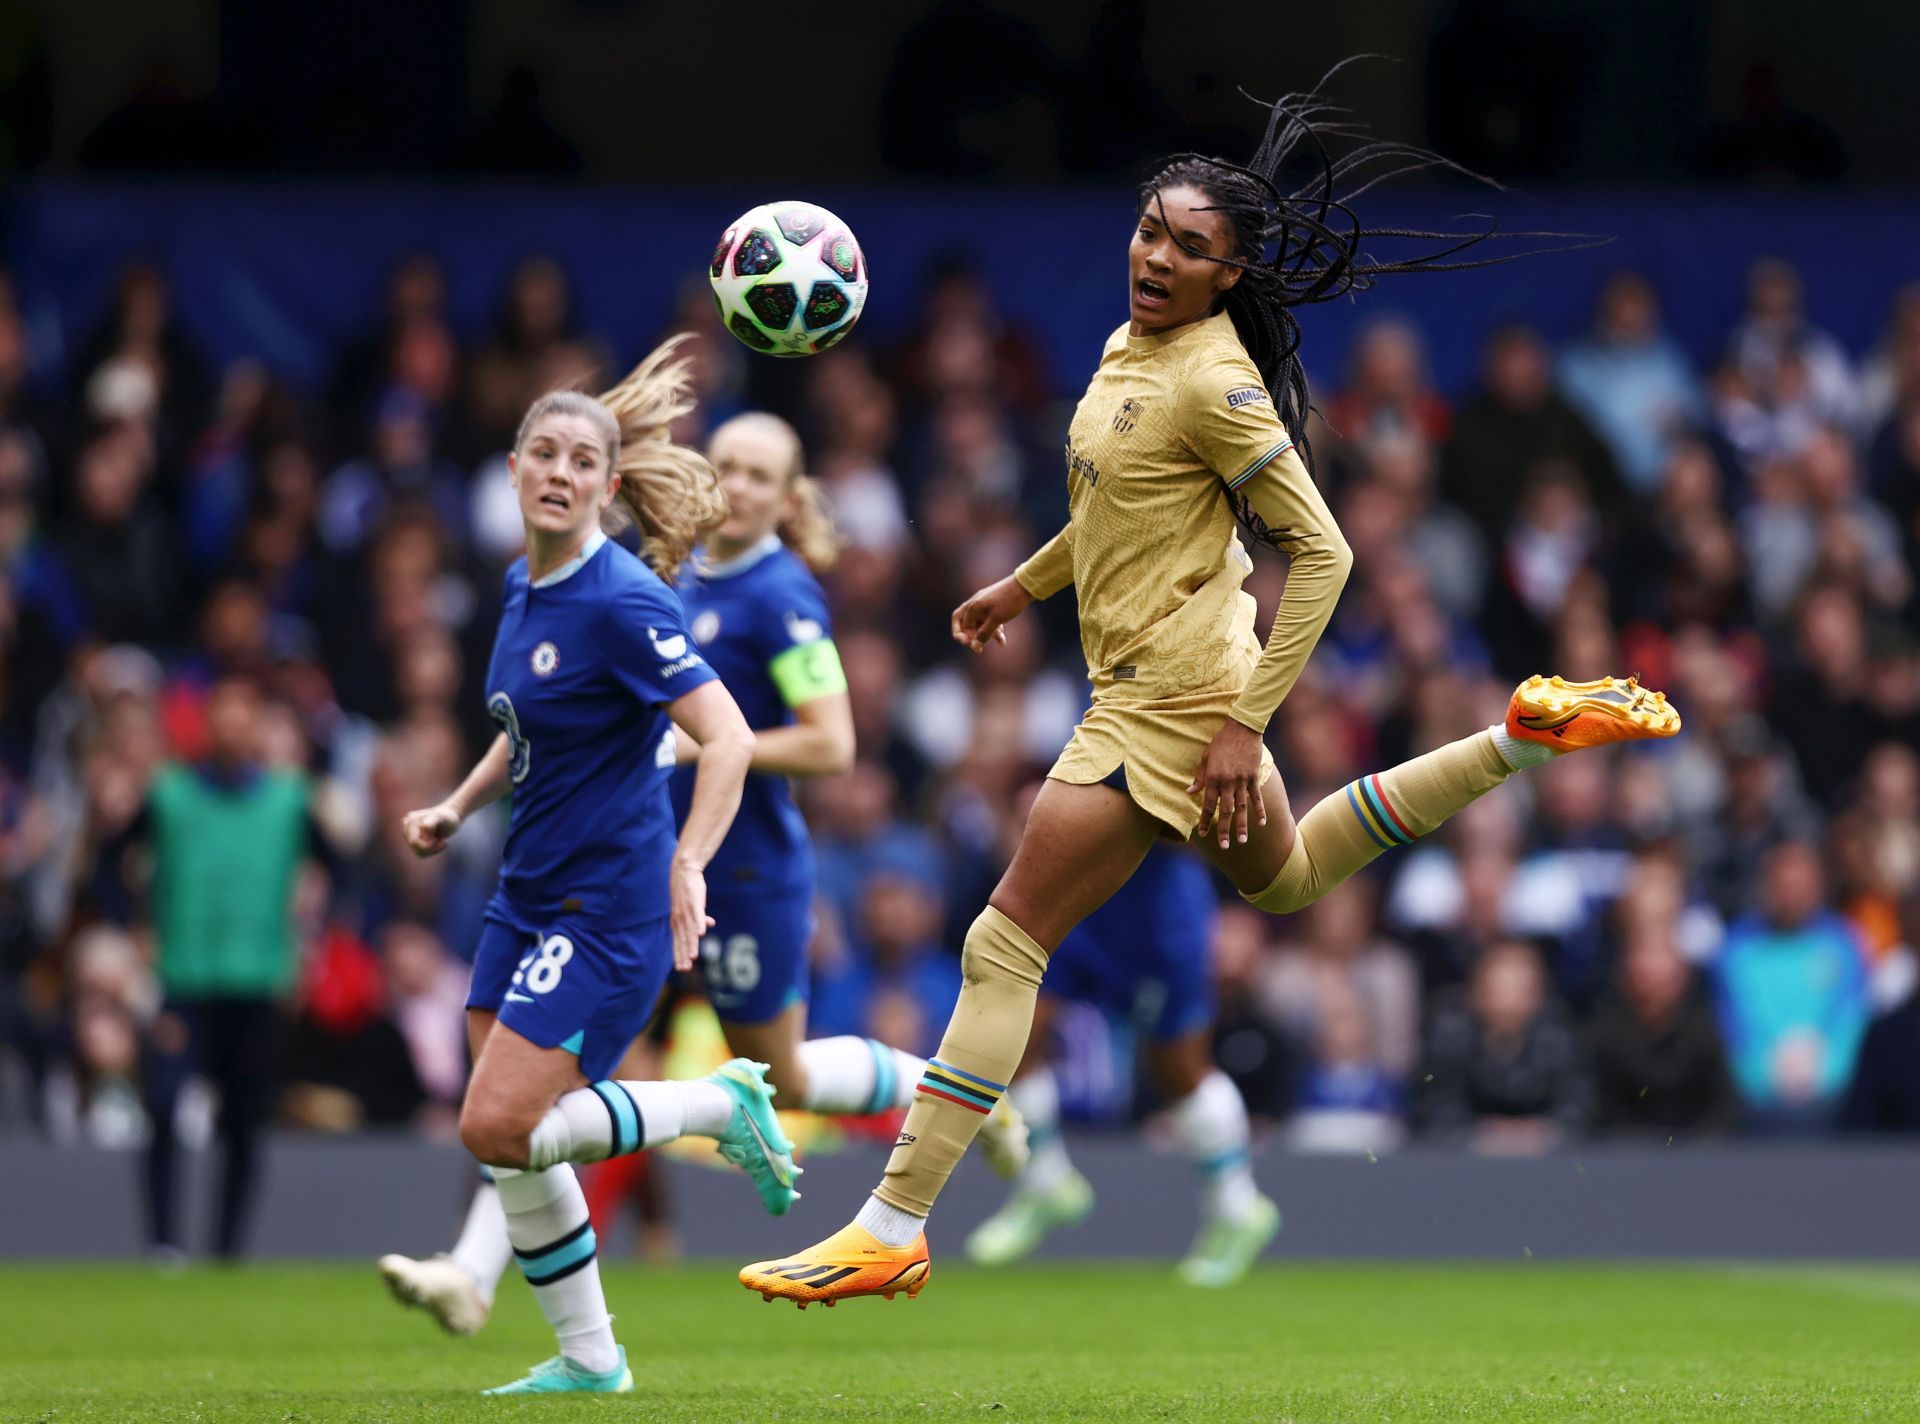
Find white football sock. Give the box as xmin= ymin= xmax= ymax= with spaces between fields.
xmin=447 ymin=1172 xmax=513 ymax=1302
xmin=495 ymin=1165 xmax=618 ymax=1374
xmin=1490 ymin=722 xmax=1555 ymax=771
xmin=854 ymin=1193 xmax=927 ymax=1248
xmin=526 ymin=1079 xmax=734 ymax=1170
xmin=1010 ymin=1068 xmax=1075 ymax=1193
xmin=1169 ymin=1071 xmax=1260 ymax=1221
xmin=796 ymin=1036 xmax=924 ymax=1114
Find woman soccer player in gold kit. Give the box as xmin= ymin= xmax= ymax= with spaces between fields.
xmin=743 ymin=76 xmax=1681 ymax=1305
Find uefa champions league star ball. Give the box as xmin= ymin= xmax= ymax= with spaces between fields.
xmin=709 ymin=201 xmax=868 ymax=357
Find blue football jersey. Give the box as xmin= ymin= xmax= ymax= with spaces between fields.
xmin=670 ymin=537 xmax=840 ymax=896
xmin=485 ymin=534 xmax=716 ymax=926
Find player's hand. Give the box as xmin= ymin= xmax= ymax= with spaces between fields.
xmin=401 ymin=803 xmax=462 ymax=858
xmin=951 ymin=575 xmax=1032 ymax=653
xmin=668 ymin=856 xmax=713 ymax=971
xmin=1187 ymin=720 xmax=1269 ymax=850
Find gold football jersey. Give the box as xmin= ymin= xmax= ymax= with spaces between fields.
xmin=1018 ymin=311 xmax=1350 ymax=730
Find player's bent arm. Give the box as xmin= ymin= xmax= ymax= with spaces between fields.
xmin=666 ymin=681 xmax=756 ymax=871
xmin=1225 ymin=443 xmax=1353 ymax=733
xmin=402 ymin=734 xmax=511 ymax=856
xmin=749 ymin=691 xmax=855 ymax=778
xmin=1013 ymin=524 xmax=1074 ymax=601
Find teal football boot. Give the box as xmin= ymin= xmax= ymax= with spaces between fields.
xmin=707 ymin=1058 xmax=801 ymax=1215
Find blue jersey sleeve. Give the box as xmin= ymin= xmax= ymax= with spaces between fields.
xmin=592 ymin=576 xmax=719 ymax=707
xmin=762 ymin=566 xmax=846 ymax=708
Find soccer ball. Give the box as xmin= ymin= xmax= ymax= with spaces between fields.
xmin=709 ymin=201 xmax=868 ymax=357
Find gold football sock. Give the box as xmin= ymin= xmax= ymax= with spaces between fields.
xmin=874 ymin=906 xmax=1048 ymax=1218
xmin=1248 ymin=728 xmax=1514 ymax=915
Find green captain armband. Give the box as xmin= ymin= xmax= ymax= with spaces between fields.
xmin=768 ymin=638 xmax=848 ymax=706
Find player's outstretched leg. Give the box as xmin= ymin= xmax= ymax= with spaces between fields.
xmin=965 ymin=1066 xmax=1094 ymax=1266
xmin=1167 ymin=1069 xmax=1279 ymax=1288
xmin=740 ymin=780 xmax=1155 ymax=1309
xmin=792 ymin=1034 xmax=1030 ymax=1178
xmin=1243 ymin=675 xmax=1679 ymax=916
xmin=378 ymin=1168 xmax=510 ymax=1335
xmin=522 ymin=1058 xmax=800 ymax=1214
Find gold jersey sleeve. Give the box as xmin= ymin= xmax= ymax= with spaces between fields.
xmin=1179 ymin=349 xmax=1352 ymax=732
xmin=1014 ymin=525 xmax=1074 ymax=600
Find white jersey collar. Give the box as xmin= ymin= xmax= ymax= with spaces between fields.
xmin=700 ymin=532 xmax=782 ymax=580
xmin=531 ymin=528 xmax=607 ymax=588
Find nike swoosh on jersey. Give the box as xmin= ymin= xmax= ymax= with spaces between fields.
xmin=504 ymin=991 xmax=535 ymax=1004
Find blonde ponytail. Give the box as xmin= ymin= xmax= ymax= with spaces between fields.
xmin=512 ymin=334 xmax=725 ymax=584
xmin=779 ymin=473 xmax=842 ymax=573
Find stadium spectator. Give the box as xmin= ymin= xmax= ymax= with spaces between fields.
xmin=1208 ymin=905 xmax=1294 ymax=1125
xmin=1727 ymin=258 xmax=1857 ymax=439
xmin=1417 ymin=937 xmax=1587 ymax=1152
xmin=1324 ymin=316 xmax=1451 ymax=448
xmin=1711 ymin=839 xmax=1871 ymax=1130
xmin=123 ymin=677 xmax=332 ymax=1259
xmin=1267 ymin=879 xmax=1419 ymax=1080
xmin=463 ymin=256 xmax=606 ymax=454
xmin=1588 ymin=922 xmax=1739 ymax=1135
xmin=58 ymin=422 xmax=178 ymax=645
xmin=66 ymin=260 xmax=211 ymax=464
xmin=1559 ymin=271 xmax=1704 ymax=492
xmin=1443 ymin=322 xmax=1626 ymax=541
xmin=1838 ymin=942 xmax=1920 ymax=1132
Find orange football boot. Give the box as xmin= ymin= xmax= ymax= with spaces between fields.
xmin=1506 ymin=674 xmax=1681 ymax=752
xmin=740 ymin=1222 xmax=931 ymax=1309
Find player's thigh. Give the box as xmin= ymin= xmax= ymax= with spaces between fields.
xmin=720 ymin=999 xmax=810 ymax=1100
xmin=462 ymin=1018 xmax=589 ymax=1145
xmin=466 ymin=1008 xmax=498 ymax=1065
xmin=1195 ymin=769 xmax=1298 ymax=896
xmin=1146 ymin=1027 xmax=1215 ymax=1101
xmin=989 ymin=778 xmax=1161 ymax=951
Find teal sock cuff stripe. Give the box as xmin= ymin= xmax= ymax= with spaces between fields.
xmin=515 ymin=1219 xmax=597 ymax=1285
xmin=866 ymin=1039 xmax=896 ymax=1116
xmin=930 ymin=1059 xmax=1007 ymax=1094
xmin=1226 ymin=440 xmax=1294 ymax=490
xmin=477 ymin=1165 xmax=496 ymax=1184
xmin=591 ymin=1081 xmax=641 ymax=1157
xmin=1345 ymin=781 xmax=1395 ymax=851
xmin=1199 ymin=1147 xmax=1251 ymax=1175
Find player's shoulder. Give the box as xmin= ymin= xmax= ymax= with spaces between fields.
xmin=1103 ymin=322 xmax=1132 ymax=355
xmin=1180 ymin=321 xmax=1270 ymax=405
xmin=587 ymin=542 xmax=688 ymax=643
xmin=503 ymin=556 xmax=530 ymax=596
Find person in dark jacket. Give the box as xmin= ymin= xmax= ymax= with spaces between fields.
xmin=1589 ymin=926 xmax=1739 ymax=1135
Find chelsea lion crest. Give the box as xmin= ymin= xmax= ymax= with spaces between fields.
xmin=530 ymin=641 xmax=560 ymax=677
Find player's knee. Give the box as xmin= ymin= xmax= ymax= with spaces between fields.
xmin=1242 ymin=836 xmax=1314 ymax=916
xmin=962 ymin=906 xmax=1049 ymax=991
xmin=459 ymin=1103 xmax=532 ymax=1170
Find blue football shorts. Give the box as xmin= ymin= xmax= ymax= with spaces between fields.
xmin=467 ymin=898 xmax=673 ymax=1082
xmin=695 ymin=886 xmax=815 ymax=1026
xmin=1045 ymin=881 xmax=1217 ymax=1043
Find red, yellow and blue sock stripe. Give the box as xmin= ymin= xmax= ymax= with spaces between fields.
xmin=1345 ymin=773 xmax=1417 ymax=851
xmin=915 ymin=1059 xmax=1005 ymax=1115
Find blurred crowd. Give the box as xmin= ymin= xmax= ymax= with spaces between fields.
xmin=1 ymin=241 xmax=1917 ymax=1159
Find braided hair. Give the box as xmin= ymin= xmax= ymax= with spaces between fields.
xmin=1139 ymin=59 xmax=1597 ymax=548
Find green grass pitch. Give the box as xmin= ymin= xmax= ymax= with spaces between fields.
xmin=2 ymin=1261 xmax=1916 ymax=1422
